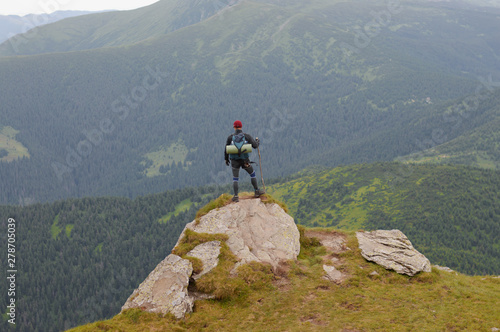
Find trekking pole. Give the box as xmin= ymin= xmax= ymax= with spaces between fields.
xmin=256 ymin=138 xmax=266 ymax=192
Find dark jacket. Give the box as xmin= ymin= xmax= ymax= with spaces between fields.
xmin=224 ymin=129 xmax=259 ymax=162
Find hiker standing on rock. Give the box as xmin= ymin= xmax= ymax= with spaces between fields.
xmin=225 ymin=120 xmax=265 ymax=202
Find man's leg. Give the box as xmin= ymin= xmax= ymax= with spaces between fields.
xmin=243 ymin=163 xmax=265 ymax=197
xmin=231 ymin=161 xmax=241 ymax=201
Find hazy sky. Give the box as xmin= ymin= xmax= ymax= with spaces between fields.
xmin=0 ymin=0 xmax=160 ymax=16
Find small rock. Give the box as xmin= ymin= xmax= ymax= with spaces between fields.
xmin=434 ymin=265 xmax=454 ymax=273
xmin=370 ymin=271 xmax=379 ymax=276
xmin=323 ymin=265 xmax=343 ymax=283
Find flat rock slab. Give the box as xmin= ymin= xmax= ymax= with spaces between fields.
xmin=305 ymin=230 xmax=347 ymax=253
xmin=186 ymin=241 xmax=221 ymax=280
xmin=177 ymin=199 xmax=300 ymax=268
xmin=356 ymin=230 xmax=431 ymax=276
xmin=121 ymin=254 xmax=193 ymax=319
xmin=434 ymin=265 xmax=454 ymax=273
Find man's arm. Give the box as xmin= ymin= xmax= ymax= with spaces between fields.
xmin=224 ymin=135 xmax=232 ymax=163
xmin=245 ymin=133 xmax=259 ymax=149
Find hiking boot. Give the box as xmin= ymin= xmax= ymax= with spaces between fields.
xmin=232 ymin=195 xmax=239 ymax=202
xmin=254 ymin=189 xmax=265 ymax=198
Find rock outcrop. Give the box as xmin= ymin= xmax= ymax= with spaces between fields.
xmin=121 ymin=254 xmax=194 ymax=319
xmin=356 ymin=230 xmax=431 ymax=276
xmin=122 ymin=197 xmax=301 ymax=319
xmin=177 ymin=199 xmax=301 ymax=269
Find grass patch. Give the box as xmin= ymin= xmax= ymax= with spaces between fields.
xmin=296 ymin=226 xmax=326 ymax=269
xmin=141 ymin=140 xmax=197 ymax=177
xmin=260 ymin=193 xmax=289 ymax=213
xmin=172 ymin=229 xmax=229 ymax=257
xmin=194 ymin=193 xmax=232 ymax=224
xmin=172 ymin=229 xmax=241 ymax=300
xmin=236 ymin=261 xmax=274 ymax=290
xmin=94 ymin=243 xmax=103 ymax=254
xmin=172 ymin=228 xmax=273 ymax=301
xmin=192 ymin=192 xmax=289 ymax=225
xmin=51 ymin=214 xmax=62 ymax=239
xmin=0 ymin=125 xmax=30 ymax=162
xmin=158 ymin=198 xmax=193 ymax=223
xmin=65 ymin=224 xmax=74 ymax=238
xmin=184 ymin=256 xmax=204 ymax=275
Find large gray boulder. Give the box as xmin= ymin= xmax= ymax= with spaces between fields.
xmin=176 ymin=199 xmax=300 ymax=268
xmin=123 ymin=198 xmax=300 ymax=319
xmin=121 ymin=254 xmax=194 ymax=319
xmin=356 ymin=230 xmax=431 ymax=276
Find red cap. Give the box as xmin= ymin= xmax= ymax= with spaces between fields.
xmin=233 ymin=120 xmax=243 ymax=128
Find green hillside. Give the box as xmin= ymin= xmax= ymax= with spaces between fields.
xmin=402 ymin=90 xmax=500 ymax=169
xmin=268 ymin=163 xmax=500 ymax=275
xmin=70 ymin=229 xmax=500 ymax=332
xmin=1 ymin=0 xmax=500 ymax=204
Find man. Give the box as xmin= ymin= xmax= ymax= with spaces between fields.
xmin=225 ymin=120 xmax=265 ymax=202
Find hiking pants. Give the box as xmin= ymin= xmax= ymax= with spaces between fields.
xmin=231 ymin=159 xmax=258 ymax=196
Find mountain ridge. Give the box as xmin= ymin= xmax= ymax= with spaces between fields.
xmin=0 ymin=10 xmax=98 ymax=44
xmin=0 ymin=0 xmax=245 ymax=56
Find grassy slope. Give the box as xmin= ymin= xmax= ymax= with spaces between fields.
xmin=69 ymin=229 xmax=500 ymax=331
xmin=158 ymin=198 xmax=193 ymax=223
xmin=406 ymin=117 xmax=500 ymax=170
xmin=267 ymin=163 xmax=500 ymax=275
xmin=402 ymin=90 xmax=500 ymax=170
xmin=0 ymin=125 xmax=30 ymax=162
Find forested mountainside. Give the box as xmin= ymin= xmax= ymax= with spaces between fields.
xmin=0 ymin=186 xmax=224 ymax=331
xmin=1 ymin=0 xmax=499 ymax=204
